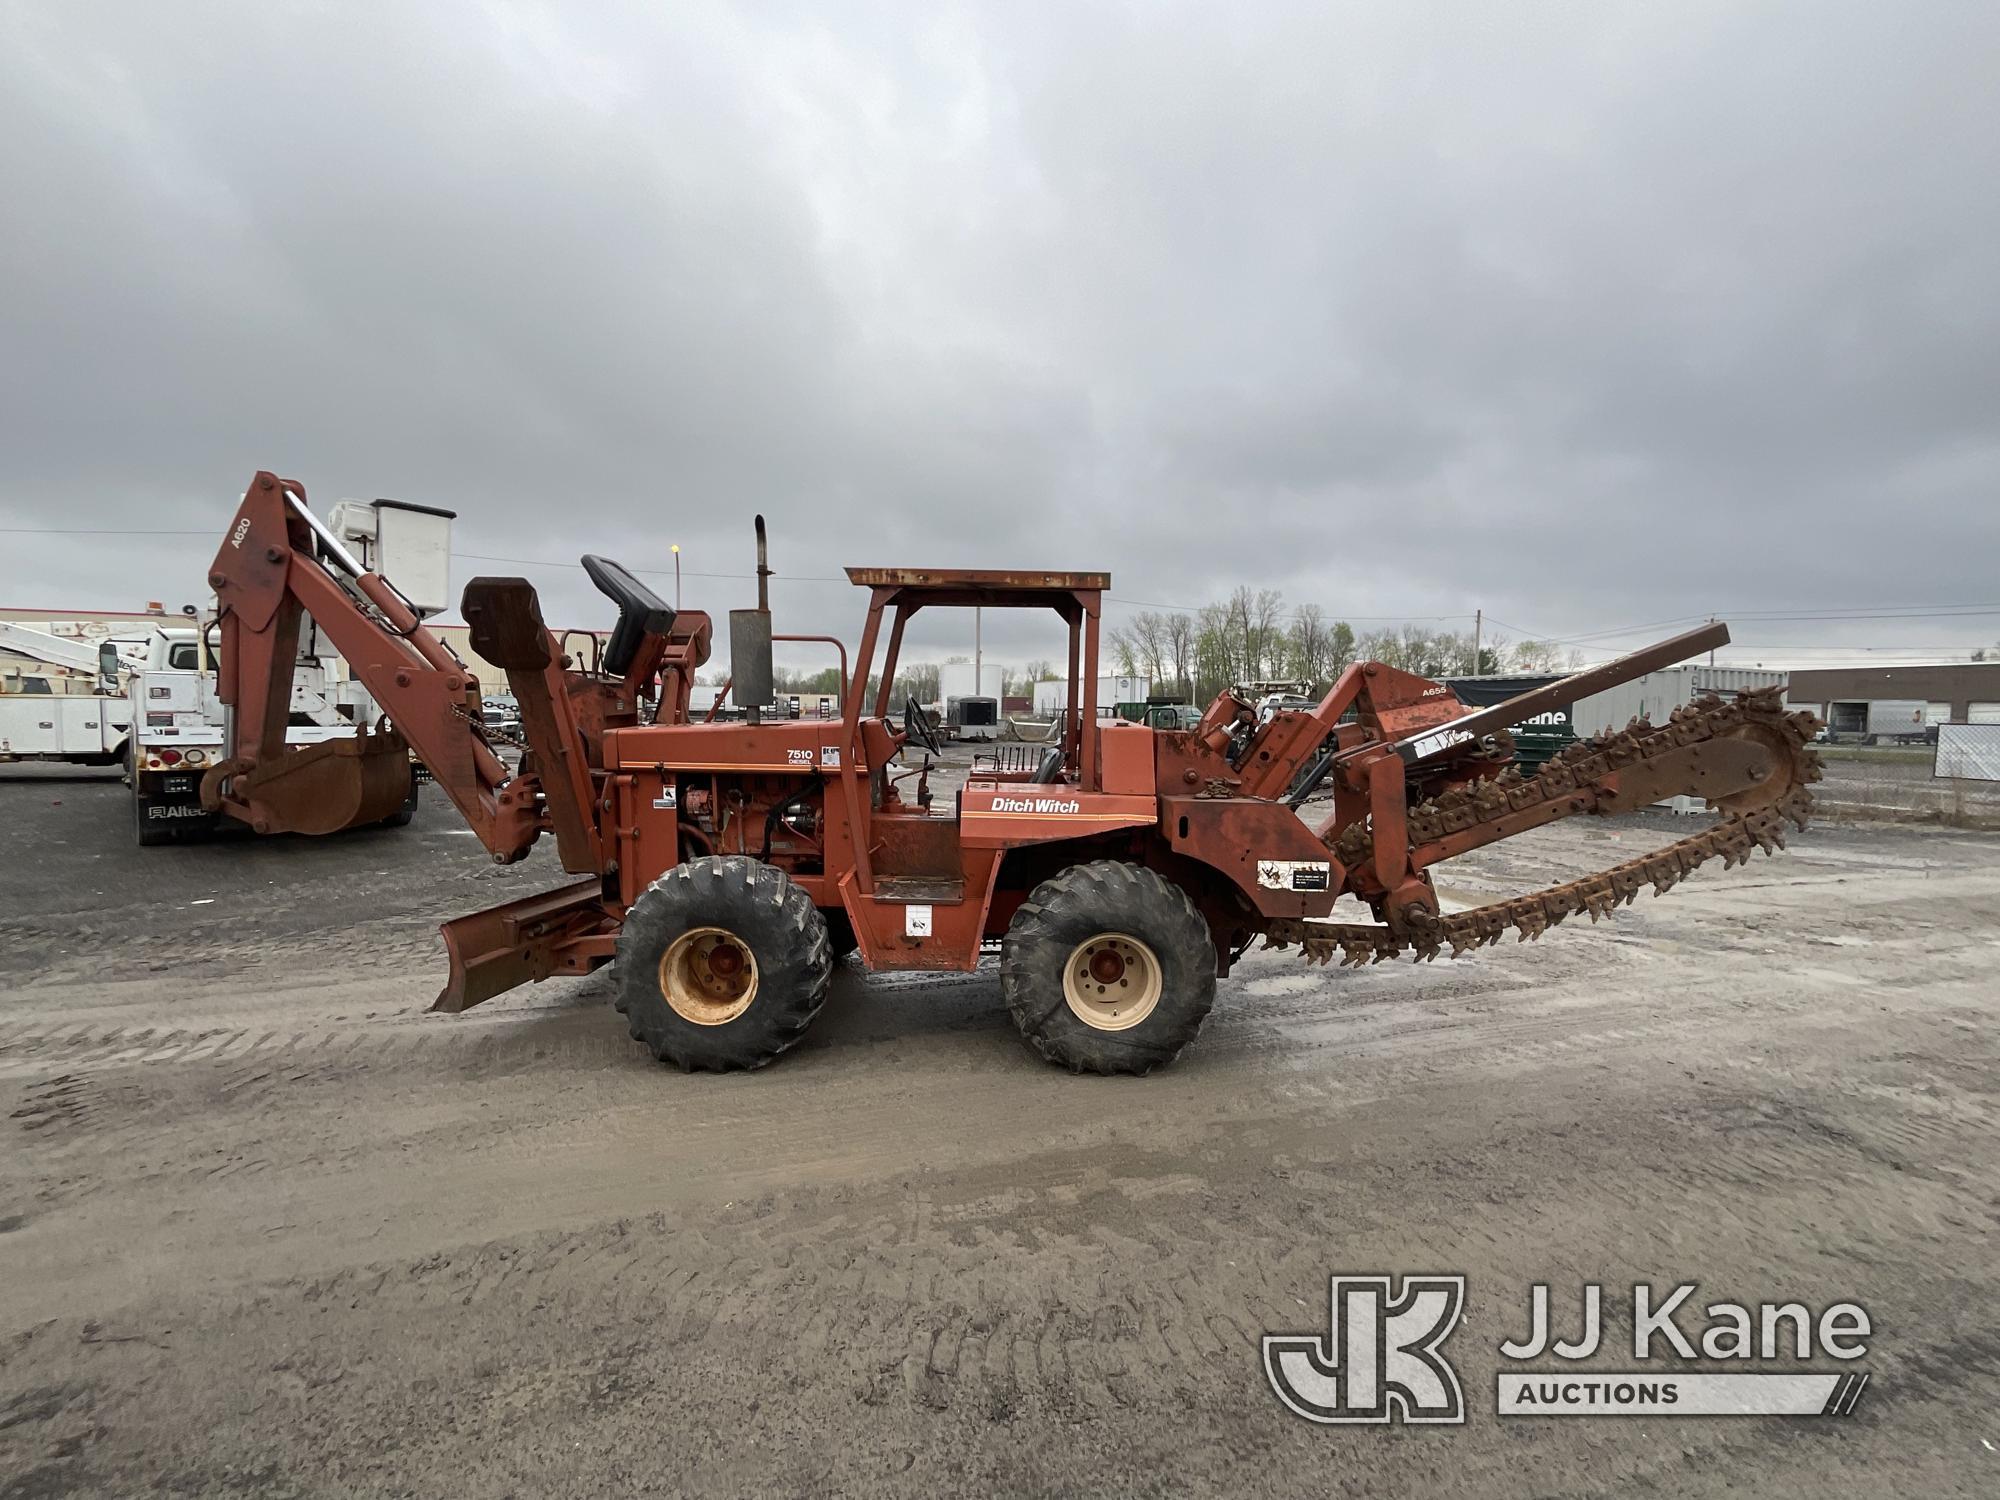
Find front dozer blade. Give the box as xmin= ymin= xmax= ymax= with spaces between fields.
xmin=434 ymin=878 xmax=615 ymax=1012
xmin=228 ymin=731 xmax=412 ymax=835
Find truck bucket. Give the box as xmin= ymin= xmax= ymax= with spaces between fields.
xmin=433 ymin=878 xmax=615 ymax=1012
xmin=229 ymin=730 xmax=413 ymax=835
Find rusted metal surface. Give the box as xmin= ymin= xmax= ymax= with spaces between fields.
xmin=1268 ymin=690 xmax=1822 ymax=967
xmin=844 ymin=567 xmax=1109 ymax=593
xmin=201 ymin=730 xmax=410 ymax=835
xmin=1390 ymin=622 xmax=1730 ymax=759
xmin=464 ymin=575 xmax=599 ymax=870
xmin=434 ymin=878 xmax=617 ymax=1012
xmin=207 ymin=475 xmax=510 ymax=845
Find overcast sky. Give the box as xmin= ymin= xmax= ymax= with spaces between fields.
xmin=3 ymin=1 xmax=1996 ymax=673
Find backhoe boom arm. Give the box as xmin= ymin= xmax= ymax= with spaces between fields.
xmin=204 ymin=472 xmax=542 ymax=859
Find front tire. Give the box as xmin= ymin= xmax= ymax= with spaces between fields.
xmin=380 ymin=766 xmax=419 ymax=827
xmin=133 ymin=787 xmax=175 ymax=846
xmin=616 ymin=857 xmax=833 ymax=1071
xmin=1001 ymin=861 xmax=1217 ymax=1075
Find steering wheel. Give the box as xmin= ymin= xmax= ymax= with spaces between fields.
xmin=903 ymin=694 xmax=942 ymax=756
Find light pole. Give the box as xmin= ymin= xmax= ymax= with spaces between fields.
xmin=671 ymin=544 xmax=680 ymax=610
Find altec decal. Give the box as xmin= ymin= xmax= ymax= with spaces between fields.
xmin=991 ymin=796 xmax=1082 ymax=814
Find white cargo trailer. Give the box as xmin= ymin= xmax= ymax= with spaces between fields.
xmin=1824 ymin=698 xmax=1928 ymax=744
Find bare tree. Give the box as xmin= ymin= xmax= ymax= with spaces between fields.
xmin=1108 ymin=624 xmax=1141 ymax=676
xmin=1110 ymin=610 xmax=1170 ymax=688
xmin=1135 ymin=610 xmax=1170 ymax=689
xmin=895 ymin=661 xmax=941 ymax=703
xmin=1357 ymin=625 xmax=1468 ymax=677
xmin=1250 ymin=589 xmax=1286 ymax=679
xmin=1327 ymin=619 xmax=1357 ymax=675
xmin=1224 ymin=587 xmax=1255 ymax=681
xmin=1286 ymin=604 xmax=1333 ymax=687
xmin=1194 ymin=602 xmax=1233 ymax=702
xmin=1511 ymin=639 xmax=1584 ymax=673
xmin=1163 ymin=612 xmax=1195 ymax=700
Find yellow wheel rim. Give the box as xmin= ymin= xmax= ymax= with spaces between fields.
xmin=1061 ymin=932 xmax=1163 ymax=1032
xmin=659 ymin=926 xmax=759 ymax=1026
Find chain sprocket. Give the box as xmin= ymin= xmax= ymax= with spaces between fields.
xmin=1264 ymin=688 xmax=1822 ymax=967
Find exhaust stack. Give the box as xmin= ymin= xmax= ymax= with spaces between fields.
xmin=729 ymin=514 xmax=774 ymax=725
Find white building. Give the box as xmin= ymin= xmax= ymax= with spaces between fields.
xmin=1031 ymin=675 xmax=1149 ymax=718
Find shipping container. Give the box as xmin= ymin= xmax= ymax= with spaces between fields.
xmin=1443 ymin=666 xmax=1790 ymax=788
xmin=1571 ymin=667 xmax=1791 ymax=740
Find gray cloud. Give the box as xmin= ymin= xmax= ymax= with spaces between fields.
xmin=3 ymin=1 xmax=1996 ymax=672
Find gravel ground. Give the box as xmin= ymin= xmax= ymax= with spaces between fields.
xmin=1 ymin=763 xmax=1996 ymax=1497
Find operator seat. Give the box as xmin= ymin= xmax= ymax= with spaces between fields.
xmin=1031 ymin=747 xmax=1065 ymax=783
xmin=580 ymin=555 xmax=675 ymax=676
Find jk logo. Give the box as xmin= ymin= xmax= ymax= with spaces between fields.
xmin=1263 ymin=1275 xmax=1466 ymax=1424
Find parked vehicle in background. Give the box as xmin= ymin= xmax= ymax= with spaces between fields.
xmin=943 ymin=693 xmax=1000 ymax=741
xmin=128 ymin=618 xmax=414 ymax=844
xmin=126 ymin=494 xmax=449 ymax=845
xmin=481 ymin=697 xmax=523 ymax=741
xmin=1119 ymin=699 xmax=1199 ymax=732
xmin=1824 ymin=699 xmax=1930 ymax=745
xmin=1034 ymin=674 xmax=1148 ymax=720
xmin=1 ymin=621 xmax=200 ymax=768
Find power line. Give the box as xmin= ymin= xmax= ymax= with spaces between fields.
xmin=1485 ymin=605 xmax=2000 ymax=647
xmin=0 ymin=526 xmax=213 ymax=535
xmin=1105 ymin=593 xmax=1476 ymax=623
xmin=8 ymin=526 xmax=1998 ymax=652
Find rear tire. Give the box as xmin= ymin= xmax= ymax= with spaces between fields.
xmin=1001 ymin=861 xmax=1216 ymax=1075
xmin=616 ymin=857 xmax=832 ymax=1071
xmin=133 ymin=787 xmax=175 ymax=847
xmin=132 ymin=781 xmax=215 ymax=846
xmin=380 ymin=767 xmax=419 ymax=827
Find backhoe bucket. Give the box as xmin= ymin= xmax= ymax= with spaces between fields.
xmin=230 ymin=731 xmax=413 ymax=835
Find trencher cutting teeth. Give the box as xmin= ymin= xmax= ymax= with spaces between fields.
xmin=1263 ymin=688 xmax=1821 ymax=967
